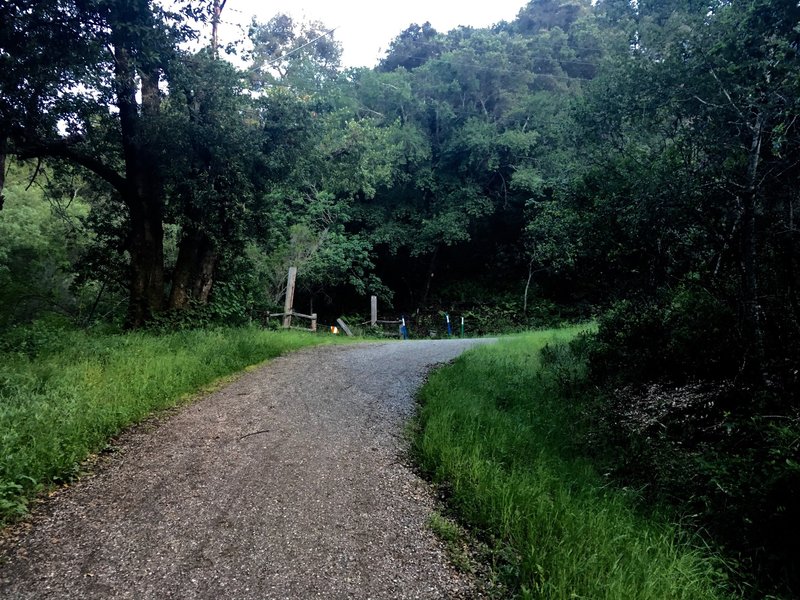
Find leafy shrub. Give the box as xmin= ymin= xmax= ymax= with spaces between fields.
xmin=574 ymin=290 xmax=800 ymax=597
xmin=147 ymin=282 xmax=254 ymax=332
xmin=0 ymin=316 xmax=77 ymax=358
xmin=583 ymin=298 xmax=665 ymax=384
xmin=662 ymin=287 xmax=741 ymax=380
xmin=583 ymin=381 xmax=800 ymax=597
xmin=586 ymin=286 xmax=740 ymax=386
xmin=539 ymin=338 xmax=589 ymax=397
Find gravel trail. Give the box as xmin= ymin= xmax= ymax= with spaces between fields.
xmin=0 ymin=339 xmax=493 ymax=599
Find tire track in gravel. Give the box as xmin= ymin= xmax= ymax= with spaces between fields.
xmin=0 ymin=338 xmax=494 ymax=599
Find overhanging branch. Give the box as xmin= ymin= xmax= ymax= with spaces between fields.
xmin=14 ymin=138 xmax=127 ymax=195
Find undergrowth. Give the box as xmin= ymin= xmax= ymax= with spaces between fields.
xmin=0 ymin=325 xmax=341 ymax=522
xmin=413 ymin=327 xmax=736 ymax=599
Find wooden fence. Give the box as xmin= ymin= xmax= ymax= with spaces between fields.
xmin=266 ymin=310 xmax=317 ymax=332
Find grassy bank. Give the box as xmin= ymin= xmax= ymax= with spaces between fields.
xmin=0 ymin=326 xmax=340 ymax=522
xmin=413 ymin=328 xmax=734 ymax=599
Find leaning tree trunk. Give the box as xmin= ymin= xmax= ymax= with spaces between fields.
xmin=739 ymin=112 xmax=765 ymax=377
xmin=783 ymin=192 xmax=800 ymax=333
xmin=420 ymin=246 xmax=439 ymax=309
xmin=0 ymin=135 xmax=7 ymax=210
xmin=0 ymin=156 xmax=5 ymax=211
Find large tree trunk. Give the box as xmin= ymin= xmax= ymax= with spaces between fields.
xmin=168 ymin=229 xmax=218 ymax=310
xmin=114 ymin=43 xmax=167 ymax=327
xmin=127 ymin=200 xmax=165 ymax=326
xmin=169 ymin=231 xmax=199 ymax=310
xmin=192 ymin=242 xmax=218 ymax=304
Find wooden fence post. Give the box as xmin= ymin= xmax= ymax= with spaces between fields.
xmin=311 ymin=313 xmax=317 ymax=332
xmin=283 ymin=266 xmax=297 ymax=329
xmin=336 ymin=318 xmax=354 ymax=337
xmin=370 ymin=295 xmax=378 ymax=327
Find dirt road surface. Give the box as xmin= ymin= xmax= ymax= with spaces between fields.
xmin=0 ymin=339 xmax=493 ymax=599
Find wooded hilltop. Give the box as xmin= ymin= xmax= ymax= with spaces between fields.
xmin=2 ymin=0 xmax=799 ymax=596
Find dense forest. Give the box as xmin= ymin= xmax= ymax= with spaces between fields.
xmin=2 ymin=0 xmax=799 ymax=596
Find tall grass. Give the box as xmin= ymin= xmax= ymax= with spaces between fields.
xmin=413 ymin=328 xmax=734 ymax=599
xmin=0 ymin=326 xmax=340 ymax=521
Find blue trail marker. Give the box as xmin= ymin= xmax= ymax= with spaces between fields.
xmin=446 ymin=313 xmax=452 ymax=337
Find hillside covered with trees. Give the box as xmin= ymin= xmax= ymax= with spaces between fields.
xmin=2 ymin=0 xmax=800 ymax=596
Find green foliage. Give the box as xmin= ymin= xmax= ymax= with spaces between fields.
xmin=147 ymin=281 xmax=254 ymax=331
xmin=552 ymin=7 xmax=800 ymax=588
xmin=586 ymin=287 xmax=741 ymax=386
xmin=577 ymin=296 xmax=800 ymax=596
xmin=0 ymin=324 xmax=341 ymax=523
xmin=2 ymin=0 xmax=609 ymax=325
xmin=379 ymin=22 xmax=443 ymax=72
xmin=248 ymin=13 xmax=342 ymax=88
xmin=524 ymin=200 xmax=583 ymax=274
xmin=345 ymin=7 xmax=601 ymax=309
xmin=574 ymin=377 xmax=800 ymax=598
xmin=413 ymin=329 xmax=733 ymax=599
xmin=457 ymin=296 xmax=561 ymax=335
xmin=0 ymin=162 xmax=92 ymax=328
xmin=0 ymin=315 xmax=78 ymax=357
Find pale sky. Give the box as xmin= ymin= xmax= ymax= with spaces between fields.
xmin=216 ymin=1 xmax=528 ymax=68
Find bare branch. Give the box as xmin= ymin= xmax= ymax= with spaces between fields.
xmin=708 ymin=66 xmax=749 ymax=127
xmin=25 ymin=156 xmax=43 ymax=191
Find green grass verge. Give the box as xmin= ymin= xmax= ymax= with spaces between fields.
xmin=413 ymin=327 xmax=734 ymax=599
xmin=0 ymin=326 xmax=343 ymax=522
